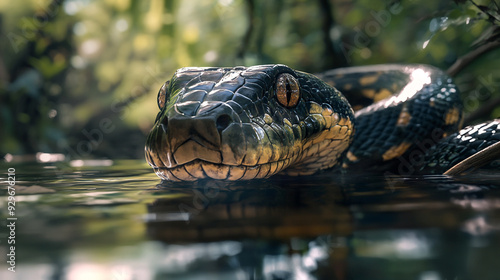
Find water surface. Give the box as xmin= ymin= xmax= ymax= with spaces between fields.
xmin=1 ymin=160 xmax=499 ymax=280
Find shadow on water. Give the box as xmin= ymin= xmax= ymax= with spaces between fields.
xmin=1 ymin=160 xmax=500 ymax=280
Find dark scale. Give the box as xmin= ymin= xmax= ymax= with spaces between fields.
xmin=146 ymin=64 xmax=499 ymax=181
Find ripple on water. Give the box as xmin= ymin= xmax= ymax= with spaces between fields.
xmin=1 ymin=160 xmax=500 ymax=279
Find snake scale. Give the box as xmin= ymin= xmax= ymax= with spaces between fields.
xmin=145 ymin=64 xmax=499 ymax=181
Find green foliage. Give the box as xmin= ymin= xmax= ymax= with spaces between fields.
xmin=0 ymin=0 xmax=499 ymax=158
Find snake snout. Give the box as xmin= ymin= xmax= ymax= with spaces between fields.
xmin=167 ymin=114 xmax=229 ymax=165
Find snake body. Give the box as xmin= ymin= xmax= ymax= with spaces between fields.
xmin=145 ymin=64 xmax=498 ymax=181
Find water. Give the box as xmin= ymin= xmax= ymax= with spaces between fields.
xmin=1 ymin=160 xmax=500 ymax=280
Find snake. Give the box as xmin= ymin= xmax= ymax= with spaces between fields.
xmin=144 ymin=64 xmax=500 ymax=181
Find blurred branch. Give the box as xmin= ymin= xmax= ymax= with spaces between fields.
xmin=448 ymin=1 xmax=500 ymax=124
xmin=446 ymin=40 xmax=500 ymax=77
xmin=447 ymin=40 xmax=500 ymax=123
xmin=469 ymin=0 xmax=500 ymax=22
xmin=0 ymin=15 xmax=9 ymax=86
xmin=318 ymin=0 xmax=348 ymax=69
xmin=237 ymin=0 xmax=255 ymax=60
xmin=464 ymin=96 xmax=500 ymax=123
xmin=448 ymin=0 xmax=500 ymax=77
xmin=319 ymin=0 xmax=335 ymax=69
xmin=254 ymin=2 xmax=266 ymax=62
xmin=0 ymin=56 xmax=7 ymax=87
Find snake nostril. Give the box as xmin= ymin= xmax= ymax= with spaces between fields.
xmin=216 ymin=114 xmax=232 ymax=132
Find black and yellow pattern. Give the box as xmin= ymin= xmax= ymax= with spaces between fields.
xmin=420 ymin=119 xmax=500 ymax=174
xmin=145 ymin=65 xmax=354 ymax=181
xmin=145 ymin=64 xmax=496 ymax=181
xmin=316 ymin=64 xmax=464 ymax=171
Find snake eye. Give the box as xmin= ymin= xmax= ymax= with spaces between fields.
xmin=276 ymin=73 xmax=300 ymax=108
xmin=157 ymin=81 xmax=170 ymax=110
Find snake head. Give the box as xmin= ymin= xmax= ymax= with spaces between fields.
xmin=145 ymin=64 xmax=355 ymax=181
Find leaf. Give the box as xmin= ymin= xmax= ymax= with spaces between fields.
xmin=28 ymin=56 xmax=67 ymax=79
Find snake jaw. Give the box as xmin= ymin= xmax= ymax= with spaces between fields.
xmin=145 ymin=119 xmax=303 ymax=181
